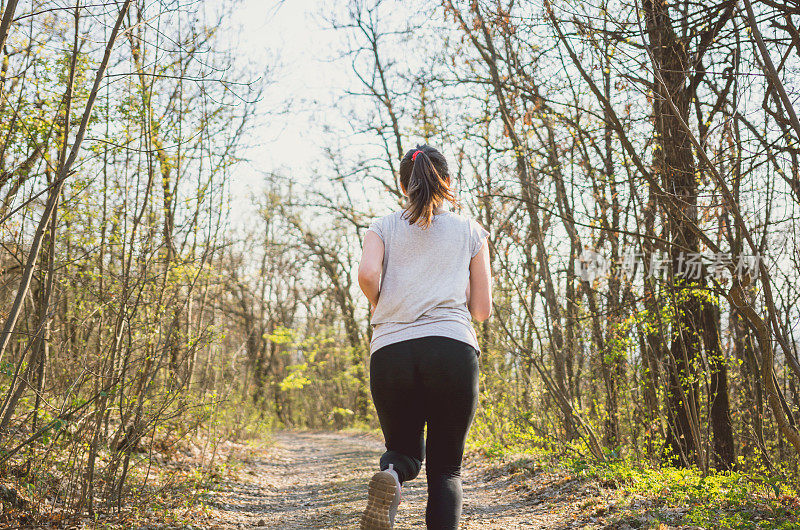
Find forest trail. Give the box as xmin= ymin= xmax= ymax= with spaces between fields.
xmin=202 ymin=430 xmax=600 ymax=529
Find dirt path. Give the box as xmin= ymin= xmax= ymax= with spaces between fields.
xmin=202 ymin=430 xmax=609 ymax=529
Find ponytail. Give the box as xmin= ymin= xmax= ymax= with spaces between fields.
xmin=399 ymin=144 xmax=456 ymax=228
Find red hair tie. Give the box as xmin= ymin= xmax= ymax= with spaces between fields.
xmin=412 ymin=149 xmax=422 ymax=161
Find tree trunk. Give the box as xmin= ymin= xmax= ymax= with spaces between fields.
xmin=643 ymin=0 xmax=703 ymax=468
xmin=703 ymin=301 xmax=735 ymax=469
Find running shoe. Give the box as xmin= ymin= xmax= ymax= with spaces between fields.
xmin=359 ymin=464 xmax=402 ymax=529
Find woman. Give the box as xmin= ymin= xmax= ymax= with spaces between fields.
xmin=357 ymin=144 xmax=492 ymax=529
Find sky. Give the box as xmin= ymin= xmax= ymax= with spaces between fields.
xmin=216 ymin=0 xmax=355 ymax=219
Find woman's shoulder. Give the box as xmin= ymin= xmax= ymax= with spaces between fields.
xmin=368 ymin=210 xmax=402 ymax=223
xmin=367 ymin=210 xmax=403 ymax=236
xmin=441 ymin=209 xmax=481 ymax=227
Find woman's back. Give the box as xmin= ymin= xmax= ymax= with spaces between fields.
xmin=366 ymin=205 xmax=488 ymax=355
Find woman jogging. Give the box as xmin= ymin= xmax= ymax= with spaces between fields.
xmin=357 ymin=144 xmax=492 ymax=529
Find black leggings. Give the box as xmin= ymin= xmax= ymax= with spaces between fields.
xmin=370 ymin=335 xmax=480 ymax=529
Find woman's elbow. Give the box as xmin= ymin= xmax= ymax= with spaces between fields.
xmin=470 ymin=301 xmax=492 ymax=322
xmin=472 ymin=313 xmax=489 ymax=323
xmin=357 ymin=267 xmax=380 ymax=288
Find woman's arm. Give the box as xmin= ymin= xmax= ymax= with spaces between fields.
xmin=468 ymin=238 xmax=492 ymax=322
xmin=358 ymin=230 xmax=384 ymax=311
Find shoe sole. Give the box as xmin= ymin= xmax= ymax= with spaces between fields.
xmin=359 ymin=471 xmax=398 ymax=529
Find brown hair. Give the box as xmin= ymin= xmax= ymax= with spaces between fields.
xmin=399 ymin=144 xmax=456 ymax=228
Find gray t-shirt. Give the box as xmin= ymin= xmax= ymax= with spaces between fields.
xmin=366 ymin=205 xmax=489 ymax=355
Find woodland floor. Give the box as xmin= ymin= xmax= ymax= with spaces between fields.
xmin=3 ymin=429 xmax=791 ymax=528
xmin=197 ymin=430 xmax=706 ymax=529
